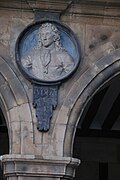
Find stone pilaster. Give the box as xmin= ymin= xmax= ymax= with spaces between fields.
xmin=2 ymin=154 xmax=80 ymax=180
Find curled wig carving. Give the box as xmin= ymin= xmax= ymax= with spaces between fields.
xmin=37 ymin=23 xmax=63 ymax=51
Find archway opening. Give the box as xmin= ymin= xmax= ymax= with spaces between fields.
xmin=0 ymin=107 xmax=9 ymax=179
xmin=73 ymin=74 xmax=120 ymax=180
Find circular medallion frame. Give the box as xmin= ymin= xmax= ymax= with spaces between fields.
xmin=15 ymin=20 xmax=81 ymax=84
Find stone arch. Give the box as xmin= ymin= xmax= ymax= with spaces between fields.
xmin=0 ymin=43 xmax=33 ymax=154
xmin=52 ymin=48 xmax=120 ymax=157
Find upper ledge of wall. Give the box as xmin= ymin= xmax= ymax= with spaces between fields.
xmin=0 ymin=0 xmax=120 ymax=18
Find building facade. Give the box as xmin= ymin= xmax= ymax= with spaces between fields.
xmin=0 ymin=0 xmax=120 ymax=179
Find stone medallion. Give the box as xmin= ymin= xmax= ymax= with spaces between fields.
xmin=16 ymin=20 xmax=81 ymax=132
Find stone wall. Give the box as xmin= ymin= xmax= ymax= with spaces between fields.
xmin=0 ymin=1 xmax=120 ymax=179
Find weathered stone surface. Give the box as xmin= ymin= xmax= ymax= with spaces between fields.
xmin=85 ymin=25 xmax=120 ymax=55
xmin=20 ymin=121 xmax=34 ymax=154
xmin=0 ymin=18 xmax=11 ymax=48
xmin=10 ymin=121 xmax=21 ymax=154
xmin=0 ymin=2 xmax=120 ymax=179
xmin=10 ymin=18 xmax=33 ymax=60
xmin=0 ymin=82 xmax=17 ymax=110
xmin=0 ymin=56 xmax=28 ymax=106
xmin=2 ymin=154 xmax=80 ymax=180
xmin=8 ymin=103 xmax=33 ymax=154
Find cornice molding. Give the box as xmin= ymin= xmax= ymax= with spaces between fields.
xmin=0 ymin=0 xmax=119 ymax=18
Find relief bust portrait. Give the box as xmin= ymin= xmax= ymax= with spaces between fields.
xmin=16 ymin=20 xmax=80 ymax=83
xmin=16 ymin=20 xmax=80 ymax=132
xmin=21 ymin=23 xmax=74 ymax=81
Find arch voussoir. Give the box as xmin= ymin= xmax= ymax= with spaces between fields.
xmin=0 ymin=44 xmax=33 ymax=154
xmin=52 ymin=48 xmax=120 ymax=157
